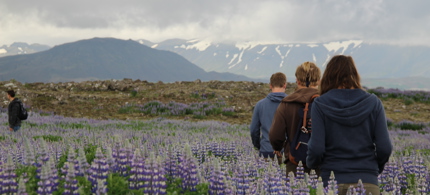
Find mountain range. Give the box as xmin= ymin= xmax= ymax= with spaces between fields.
xmin=1 ymin=38 xmax=430 ymax=90
xmin=0 ymin=38 xmax=256 ymax=83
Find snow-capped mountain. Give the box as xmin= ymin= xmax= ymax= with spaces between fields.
xmin=138 ymin=39 xmax=430 ymax=81
xmin=0 ymin=42 xmax=50 ymax=57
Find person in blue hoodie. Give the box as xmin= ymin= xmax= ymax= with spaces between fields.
xmin=306 ymin=55 xmax=393 ymax=195
xmin=250 ymin=72 xmax=287 ymax=161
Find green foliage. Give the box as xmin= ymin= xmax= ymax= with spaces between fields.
xmin=396 ymin=121 xmax=426 ymax=130
xmin=0 ymin=136 xmax=5 ymax=141
xmin=57 ymin=150 xmax=69 ymax=174
xmin=130 ymin=90 xmax=138 ymax=98
xmin=15 ymin=165 xmax=39 ymax=195
xmin=33 ymin=135 xmax=63 ymax=142
xmin=84 ymin=143 xmax=99 ymax=164
xmin=166 ymin=178 xmax=209 ymax=195
xmin=404 ymin=98 xmax=415 ymax=105
xmin=107 ymin=173 xmax=130 ymax=195
xmin=221 ymin=111 xmax=235 ymax=116
xmin=76 ymin=176 xmax=92 ymax=195
xmin=118 ymin=104 xmax=138 ymax=114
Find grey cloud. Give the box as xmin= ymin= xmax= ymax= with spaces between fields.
xmin=0 ymin=0 xmax=429 ymax=46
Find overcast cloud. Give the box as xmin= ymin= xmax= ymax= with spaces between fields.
xmin=1 ymin=0 xmax=429 ymax=46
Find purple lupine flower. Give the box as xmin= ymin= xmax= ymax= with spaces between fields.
xmin=296 ymin=161 xmax=305 ymax=180
xmin=309 ymin=169 xmax=319 ymax=189
xmin=88 ymin=147 xmax=109 ymax=194
xmin=63 ymin=162 xmax=79 ymax=195
xmin=209 ymin=159 xmax=227 ymax=195
xmin=1 ymin=156 xmax=18 ymax=194
xmin=61 ymin=147 xmax=79 ymax=177
xmin=105 ymin=147 xmax=117 ymax=173
xmin=37 ymin=159 xmax=55 ymax=195
xmin=354 ymin=179 xmax=366 ymax=195
xmin=263 ymin=163 xmax=286 ymax=195
xmin=17 ymin=175 xmax=28 ymax=195
xmin=77 ymin=147 xmax=90 ymax=176
xmin=116 ymin=141 xmax=134 ymax=177
xmin=234 ymin=163 xmax=251 ymax=194
xmin=165 ymin=147 xmax=178 ymax=179
xmin=177 ymin=145 xmax=199 ymax=192
xmin=129 ymin=149 xmax=145 ymax=190
xmin=326 ymin=171 xmax=338 ymax=195
xmin=142 ymin=152 xmax=167 ymax=195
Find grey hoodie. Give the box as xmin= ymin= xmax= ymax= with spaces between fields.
xmin=250 ymin=92 xmax=287 ymax=156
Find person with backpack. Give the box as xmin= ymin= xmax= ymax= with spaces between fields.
xmin=306 ymin=55 xmax=392 ymax=195
xmin=6 ymin=89 xmax=26 ymax=132
xmin=269 ymin=61 xmax=321 ymax=175
xmin=250 ymin=72 xmax=287 ymax=161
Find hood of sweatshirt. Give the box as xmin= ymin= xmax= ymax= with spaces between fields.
xmin=313 ymin=89 xmax=377 ymax=126
xmin=266 ymin=92 xmax=287 ymax=103
xmin=282 ymin=87 xmax=319 ymax=104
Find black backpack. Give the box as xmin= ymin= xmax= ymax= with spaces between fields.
xmin=288 ymin=94 xmax=319 ymax=165
xmin=17 ymin=101 xmax=28 ymax=120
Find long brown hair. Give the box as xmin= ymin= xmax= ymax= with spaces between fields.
xmin=320 ymin=55 xmax=362 ymax=95
xmin=295 ymin=61 xmax=321 ymax=87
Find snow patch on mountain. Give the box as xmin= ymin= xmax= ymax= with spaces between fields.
xmin=323 ymin=40 xmax=363 ymax=54
xmin=308 ymin=44 xmax=319 ymax=48
xmin=257 ymin=46 xmax=267 ymax=54
xmin=0 ymin=49 xmax=7 ymax=54
xmin=151 ymin=44 xmax=158 ymax=48
xmin=175 ymin=39 xmax=212 ymax=51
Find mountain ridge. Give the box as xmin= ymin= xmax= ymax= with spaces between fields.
xmin=0 ymin=37 xmax=259 ymax=83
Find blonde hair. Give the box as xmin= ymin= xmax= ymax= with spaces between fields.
xmin=295 ymin=62 xmax=321 ymax=87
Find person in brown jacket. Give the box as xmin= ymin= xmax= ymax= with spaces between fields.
xmin=269 ymin=61 xmax=321 ymax=175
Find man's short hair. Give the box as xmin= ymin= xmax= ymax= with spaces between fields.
xmin=270 ymin=72 xmax=287 ymax=88
xmin=6 ymin=90 xmax=15 ymax=98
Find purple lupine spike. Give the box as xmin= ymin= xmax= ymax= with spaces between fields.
xmin=355 ymin=179 xmax=366 ymax=195
xmin=326 ymin=171 xmax=338 ymax=195
xmin=129 ymin=148 xmax=145 ymax=190
xmin=234 ymin=163 xmax=251 ymax=194
xmin=142 ymin=152 xmax=167 ymax=194
xmin=17 ymin=175 xmax=28 ymax=195
xmin=37 ymin=160 xmax=55 ymax=195
xmin=1 ymin=156 xmax=18 ymax=194
xmin=296 ymin=161 xmax=305 ymax=180
xmin=105 ymin=147 xmax=117 ymax=173
xmin=309 ymin=169 xmax=319 ymax=189
xmin=209 ymin=159 xmax=227 ymax=195
xmin=77 ymin=147 xmax=90 ymax=176
xmin=88 ymin=147 xmax=109 ymax=194
xmin=63 ymin=162 xmax=79 ymax=195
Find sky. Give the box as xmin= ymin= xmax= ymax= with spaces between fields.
xmin=1 ymin=0 xmax=429 ymax=47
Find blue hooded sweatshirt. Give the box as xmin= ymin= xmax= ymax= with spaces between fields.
xmin=307 ymin=89 xmax=392 ymax=186
xmin=250 ymin=92 xmax=287 ymax=157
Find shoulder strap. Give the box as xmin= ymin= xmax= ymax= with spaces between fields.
xmin=301 ymin=94 xmax=320 ymax=133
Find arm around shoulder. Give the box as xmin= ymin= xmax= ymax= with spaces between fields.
xmin=269 ymin=103 xmax=287 ymax=151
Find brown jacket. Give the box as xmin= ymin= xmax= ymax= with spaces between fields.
xmin=269 ymin=87 xmax=319 ymax=162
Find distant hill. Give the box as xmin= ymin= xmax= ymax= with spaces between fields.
xmin=0 ymin=42 xmax=50 ymax=57
xmin=0 ymin=38 xmax=258 ymax=83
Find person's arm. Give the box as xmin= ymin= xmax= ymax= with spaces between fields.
xmin=373 ymin=99 xmax=393 ymax=174
xmin=9 ymin=101 xmax=20 ymax=128
xmin=250 ymin=104 xmax=261 ymax=150
xmin=306 ymin=102 xmax=325 ymax=169
xmin=269 ymin=103 xmax=287 ymax=152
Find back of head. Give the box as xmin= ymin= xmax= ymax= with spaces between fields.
xmin=270 ymin=72 xmax=287 ymax=88
xmin=320 ymin=55 xmax=362 ymax=95
xmin=6 ymin=90 xmax=15 ymax=98
xmin=295 ymin=61 xmax=321 ymax=87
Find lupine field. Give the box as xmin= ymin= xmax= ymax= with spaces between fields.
xmin=0 ymin=88 xmax=429 ymax=195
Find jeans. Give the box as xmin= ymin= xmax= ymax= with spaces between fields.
xmin=13 ymin=126 xmax=20 ymax=132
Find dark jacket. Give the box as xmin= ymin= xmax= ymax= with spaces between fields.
xmin=250 ymin=92 xmax=287 ymax=156
xmin=269 ymin=87 xmax=319 ymax=161
xmin=306 ymin=89 xmax=393 ymax=186
xmin=8 ymin=98 xmax=22 ymax=128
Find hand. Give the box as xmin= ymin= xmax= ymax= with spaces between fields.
xmin=9 ymin=127 xmax=13 ymax=131
xmin=273 ymin=151 xmax=282 ymax=158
